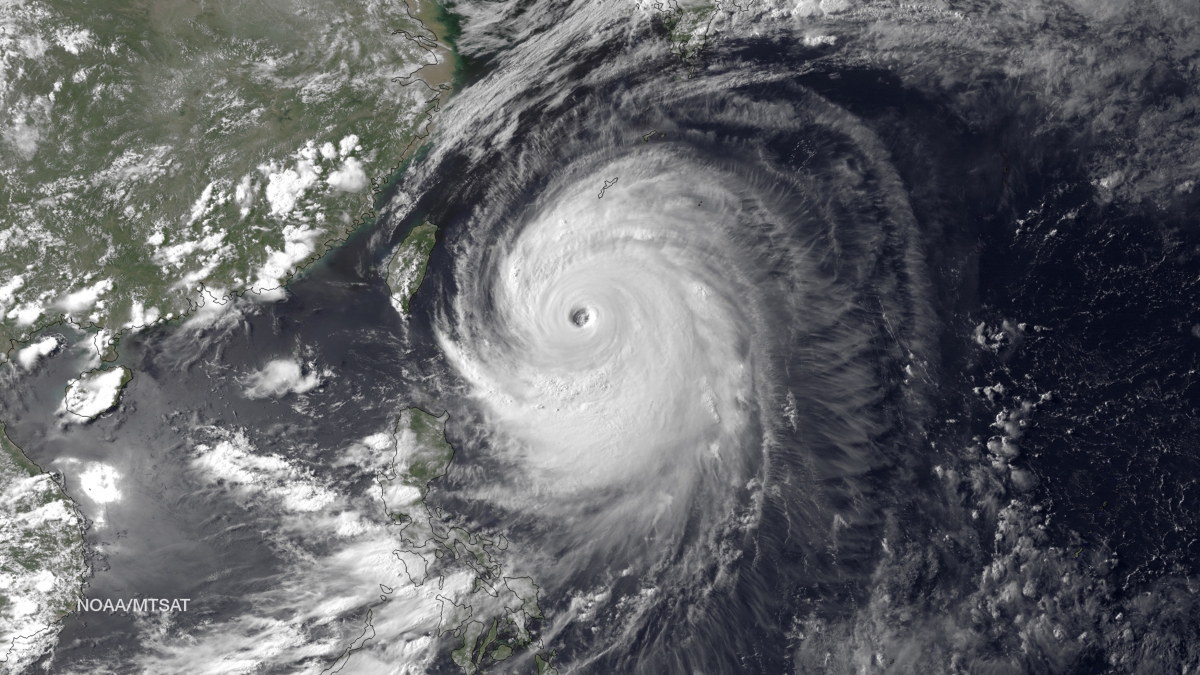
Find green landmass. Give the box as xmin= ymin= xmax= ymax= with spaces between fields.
xmin=1 ymin=424 xmax=41 ymax=479
xmin=377 ymin=409 xmax=555 ymax=674
xmin=651 ymin=0 xmax=721 ymax=73
xmin=535 ymin=650 xmax=559 ymax=675
xmin=0 ymin=425 xmax=88 ymax=671
xmin=385 ymin=222 xmax=439 ymax=314
xmin=63 ymin=365 xmax=133 ymax=420
xmin=0 ymin=0 xmax=458 ymax=355
xmin=396 ymin=406 xmax=455 ymax=496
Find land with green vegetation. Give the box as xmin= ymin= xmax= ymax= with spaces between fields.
xmin=0 ymin=425 xmax=88 ymax=672
xmin=63 ymin=366 xmax=132 ymax=420
xmin=650 ymin=0 xmax=723 ymax=73
xmin=378 ymin=409 xmax=556 ymax=675
xmin=385 ymin=222 xmax=439 ymax=314
xmin=0 ymin=0 xmax=457 ymax=356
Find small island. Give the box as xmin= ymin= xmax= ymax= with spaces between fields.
xmin=385 ymin=222 xmax=440 ymax=315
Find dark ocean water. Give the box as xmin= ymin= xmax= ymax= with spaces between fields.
xmin=979 ymin=185 xmax=1200 ymax=579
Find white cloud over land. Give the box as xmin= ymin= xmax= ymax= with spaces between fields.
xmin=63 ymin=367 xmax=130 ymax=420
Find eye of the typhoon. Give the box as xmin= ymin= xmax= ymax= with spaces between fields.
xmin=569 ymin=306 xmax=591 ymax=327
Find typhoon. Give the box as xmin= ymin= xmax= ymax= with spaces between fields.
xmin=380 ymin=6 xmax=945 ymax=671
xmin=3 ymin=0 xmax=1200 ymax=673
xmin=378 ymin=0 xmax=1200 ymax=671
xmin=404 ymin=72 xmax=936 ymax=670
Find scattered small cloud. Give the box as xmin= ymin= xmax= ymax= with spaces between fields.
xmin=241 ymin=359 xmax=324 ymax=399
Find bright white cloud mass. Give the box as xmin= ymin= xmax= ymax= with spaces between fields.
xmin=63 ymin=367 xmax=130 ymax=420
xmin=242 ymin=359 xmax=324 ymax=399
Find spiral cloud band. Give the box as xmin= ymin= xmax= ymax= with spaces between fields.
xmin=382 ymin=27 xmax=936 ymax=667
xmin=439 ymin=152 xmax=764 ymax=494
